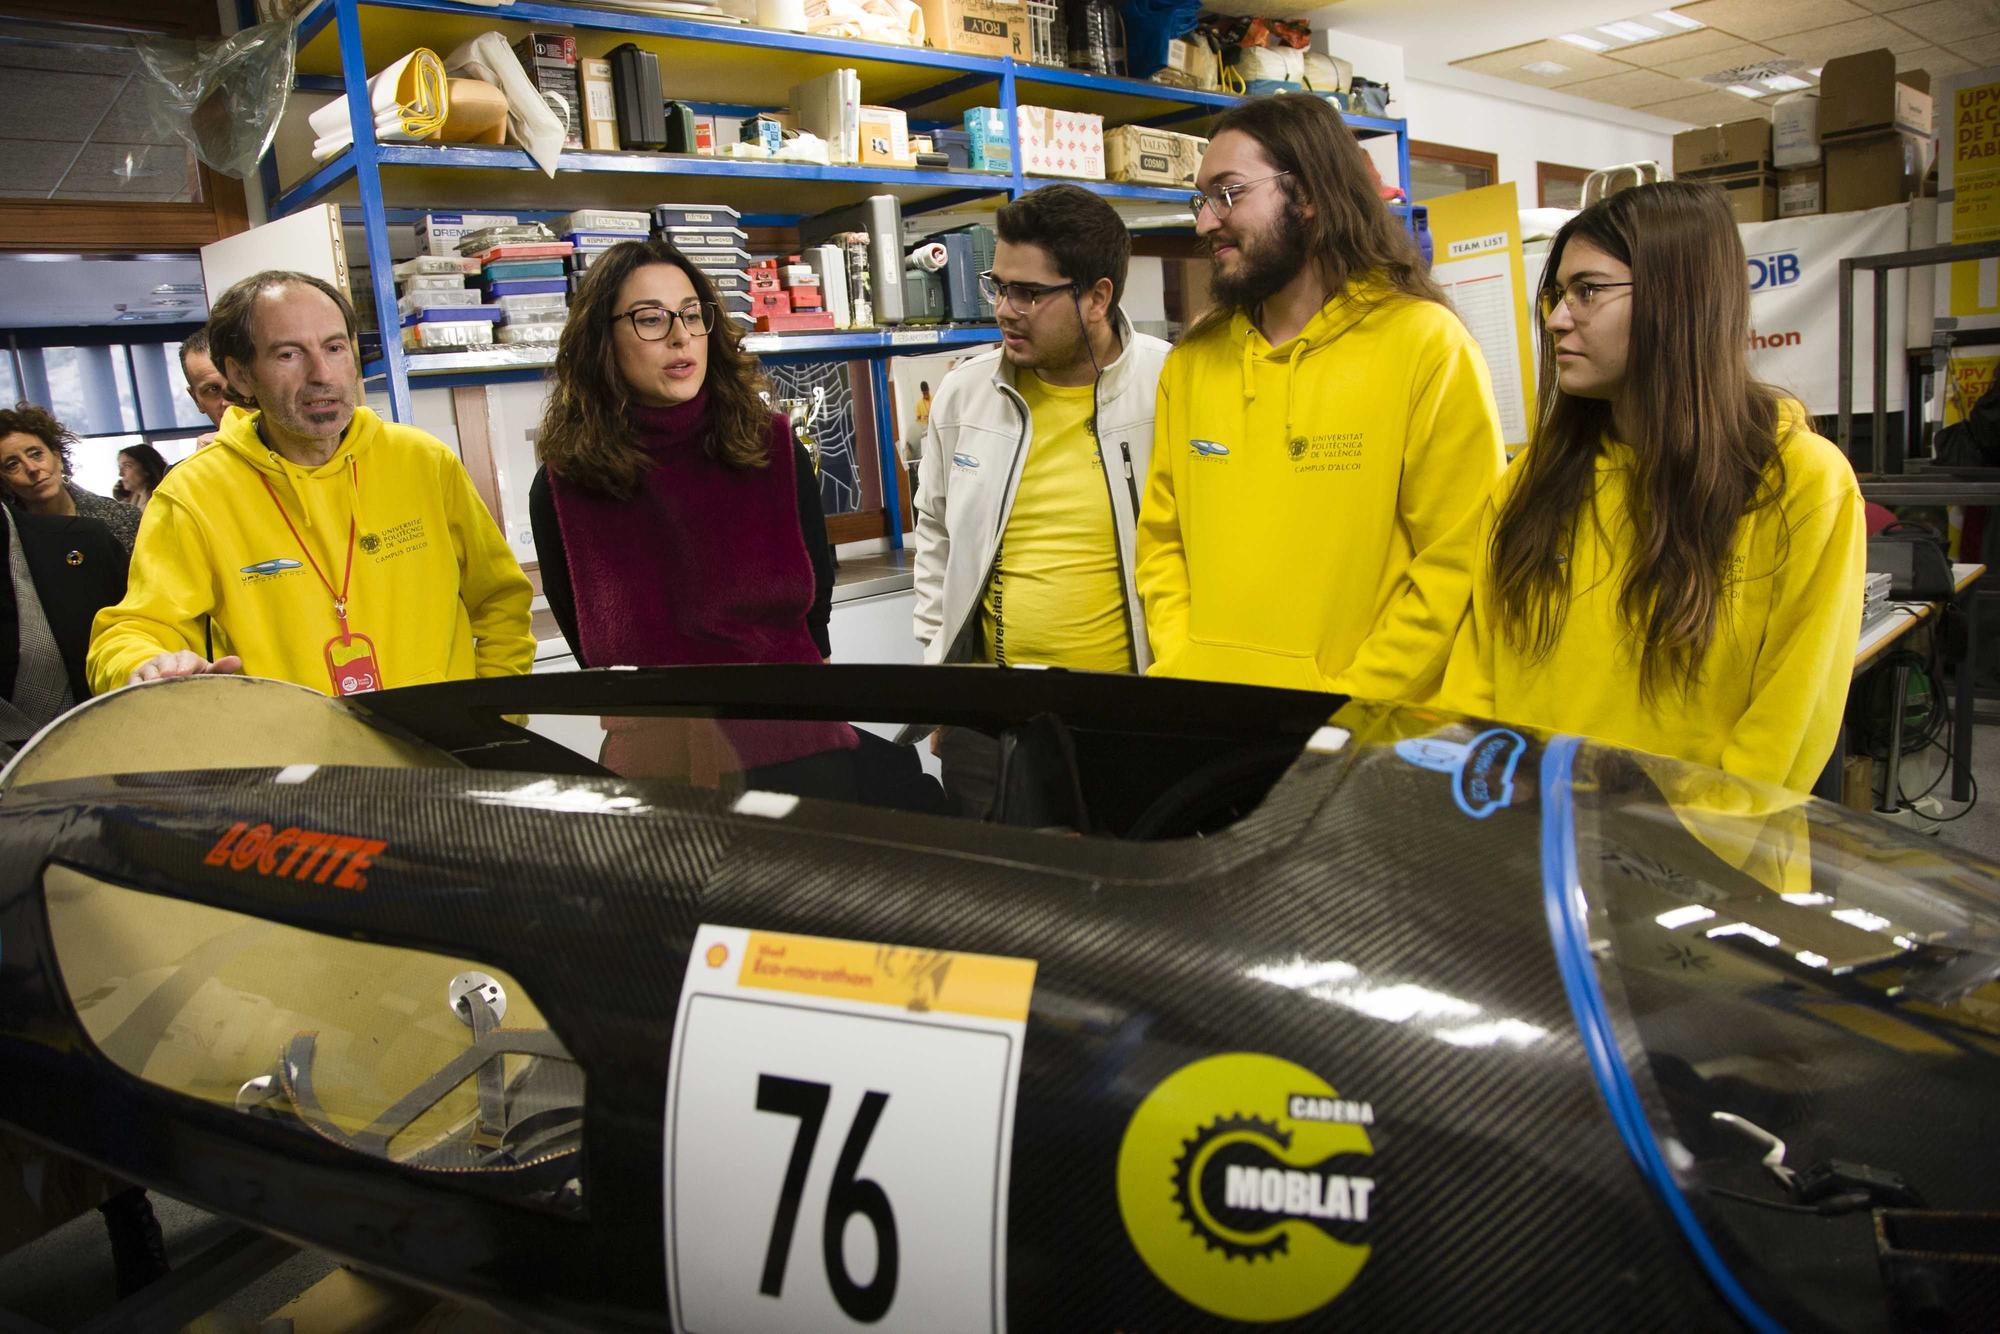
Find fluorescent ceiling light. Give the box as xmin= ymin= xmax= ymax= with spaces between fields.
xmin=1795 ymin=950 xmax=1830 ymax=969
xmin=1727 ymin=83 xmax=1766 ymax=98
xmin=1521 ymin=60 xmax=1572 ymax=76
xmin=1598 ymin=19 xmax=1662 ymax=42
xmin=1763 ymin=73 xmax=1812 ymax=91
xmin=1808 ymin=66 xmax=1824 ymax=77
xmin=1558 ymin=32 xmax=1609 ymax=51
xmin=1707 ymin=922 xmax=1781 ymax=947
xmin=1653 ymin=10 xmax=1703 ymax=29
xmin=1656 ymin=905 xmax=1717 ymax=930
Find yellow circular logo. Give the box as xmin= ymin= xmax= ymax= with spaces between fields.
xmin=1116 ymin=1053 xmax=1375 ymax=1322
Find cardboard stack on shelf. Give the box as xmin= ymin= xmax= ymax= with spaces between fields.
xmin=1818 ymin=49 xmax=1933 ymax=215
xmin=1105 ymin=126 xmax=1207 ymax=187
xmin=1669 ymin=119 xmax=1776 ymax=223
xmin=654 ymin=204 xmax=753 ymax=327
xmin=1017 ymin=105 xmax=1105 ymax=180
xmin=461 ymin=223 xmax=575 ymax=345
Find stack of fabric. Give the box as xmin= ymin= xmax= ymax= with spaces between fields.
xmin=308 ymin=48 xmax=448 ymax=161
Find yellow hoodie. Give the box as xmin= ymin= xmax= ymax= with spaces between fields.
xmin=88 ymin=406 xmax=534 ymax=696
xmin=1136 ymin=278 xmax=1506 ymax=694
xmin=1438 ymin=419 xmax=1865 ymax=792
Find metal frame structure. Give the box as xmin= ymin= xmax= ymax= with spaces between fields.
xmin=1838 ymin=238 xmax=2000 ymax=478
xmin=246 ymin=0 xmax=1411 ymax=547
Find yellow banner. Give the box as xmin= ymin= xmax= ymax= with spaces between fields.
xmin=738 ymin=930 xmax=1037 ymax=1023
xmin=1945 ymin=354 xmax=1999 ymax=426
xmin=1948 ymin=78 xmax=2000 ymax=319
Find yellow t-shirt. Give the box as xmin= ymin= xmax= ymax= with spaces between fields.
xmin=979 ymin=373 xmax=1132 ymax=671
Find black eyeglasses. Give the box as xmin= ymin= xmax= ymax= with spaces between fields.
xmin=617 ymin=304 xmax=713 ymax=340
xmin=978 ymin=272 xmax=1077 ymax=311
xmin=1538 ymin=279 xmax=1633 ymax=321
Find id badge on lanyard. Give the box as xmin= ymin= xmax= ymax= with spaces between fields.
xmin=261 ymin=465 xmax=386 ymax=697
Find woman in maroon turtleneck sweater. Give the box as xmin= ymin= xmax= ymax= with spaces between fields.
xmin=531 ymin=240 xmax=938 ymax=808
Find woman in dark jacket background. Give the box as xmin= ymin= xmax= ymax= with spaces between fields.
xmin=530 ymin=238 xmax=939 ymax=810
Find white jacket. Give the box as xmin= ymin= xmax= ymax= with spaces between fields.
xmin=912 ymin=313 xmax=1170 ymax=671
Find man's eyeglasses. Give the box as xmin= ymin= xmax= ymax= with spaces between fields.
xmin=1538 ymin=279 xmax=1633 ymax=322
xmin=978 ymin=272 xmax=1077 ymax=312
xmin=617 ymin=304 xmax=713 ymax=340
xmin=1188 ymin=170 xmax=1292 ymax=219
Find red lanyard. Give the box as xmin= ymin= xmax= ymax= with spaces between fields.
xmin=259 ymin=459 xmax=358 ymax=643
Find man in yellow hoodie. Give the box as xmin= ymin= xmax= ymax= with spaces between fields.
xmin=1136 ymin=95 xmax=1505 ymax=698
xmin=88 ymin=271 xmax=534 ymax=696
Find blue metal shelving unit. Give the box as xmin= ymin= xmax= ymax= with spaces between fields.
xmin=256 ymin=0 xmax=1411 ymax=544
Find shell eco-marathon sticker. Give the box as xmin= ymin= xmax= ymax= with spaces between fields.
xmin=1394 ymin=728 xmax=1527 ymax=818
xmin=1117 ymin=1053 xmax=1375 ymax=1323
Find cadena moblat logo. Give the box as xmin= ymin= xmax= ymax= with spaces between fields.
xmin=1117 ymin=1053 xmax=1376 ymax=1322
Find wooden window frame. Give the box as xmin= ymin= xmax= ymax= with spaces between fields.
xmin=1408 ymin=141 xmax=1499 ymax=189
xmin=1537 ymin=162 xmax=1593 ymax=209
xmin=0 ymin=0 xmax=250 ymax=252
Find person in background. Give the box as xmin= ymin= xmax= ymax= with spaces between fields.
xmin=1136 ymin=94 xmax=1505 ymax=700
xmin=0 ymin=503 xmax=125 ymax=750
xmin=532 ymin=239 xmax=939 ymax=810
xmin=1438 ymin=181 xmax=1865 ymax=792
xmin=179 ymin=328 xmax=231 ymax=442
xmin=912 ymin=183 xmax=1169 ymax=816
xmin=87 ymin=270 xmax=534 ymax=696
xmin=0 ymin=405 xmax=140 ymax=554
xmin=116 ymin=443 xmax=169 ymax=513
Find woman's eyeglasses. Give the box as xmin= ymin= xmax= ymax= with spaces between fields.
xmin=1538 ymin=279 xmax=1633 ymax=321
xmin=618 ymin=304 xmax=713 ymax=340
xmin=977 ymin=272 xmax=1077 ymax=311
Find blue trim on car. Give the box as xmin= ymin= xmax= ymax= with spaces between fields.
xmin=1538 ymin=735 xmax=1782 ymax=1334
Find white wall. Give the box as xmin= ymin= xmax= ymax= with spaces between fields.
xmin=1400 ymin=78 xmax=1672 ymax=213
xmin=1317 ymin=24 xmax=1672 ymax=213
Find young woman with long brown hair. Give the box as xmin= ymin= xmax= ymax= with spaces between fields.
xmin=530 ymin=238 xmax=941 ymax=808
xmin=1439 ymin=181 xmax=1865 ymax=792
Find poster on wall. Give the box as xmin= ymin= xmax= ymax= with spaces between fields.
xmin=1739 ymin=203 xmax=1909 ymax=416
xmin=887 ymin=348 xmax=982 ymax=458
xmin=765 ymin=360 xmax=873 ymax=517
xmin=1935 ymin=65 xmax=2000 ymax=334
xmin=1425 ymin=183 xmax=1535 ymax=450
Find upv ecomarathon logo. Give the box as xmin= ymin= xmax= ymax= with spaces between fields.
xmin=1116 ymin=1053 xmax=1376 ymax=1322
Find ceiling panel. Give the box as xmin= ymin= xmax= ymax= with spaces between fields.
xmin=1671 ymin=0 xmax=1870 ymax=41
xmin=0 ymin=70 xmax=128 ymax=142
xmin=1616 ymin=27 xmax=1746 ymax=68
xmin=0 ymin=31 xmax=140 ymax=78
xmin=1558 ymin=67 xmax=1704 ymax=107
xmin=1765 ymin=16 xmax=1933 ymax=63
xmin=1451 ymin=39 xmax=1631 ymax=87
xmin=90 ymin=85 xmax=178 ymax=147
xmin=1645 ymin=89 xmax=1776 ymax=124
xmin=1893 ymin=0 xmax=2000 ymax=44
xmin=1651 ymin=41 xmax=1781 ymax=79
xmin=1959 ymin=30 xmax=2000 ymax=62
xmin=1899 ymin=46 xmax=1975 ymax=73
xmin=1847 ymin=0 xmax=1932 ymax=10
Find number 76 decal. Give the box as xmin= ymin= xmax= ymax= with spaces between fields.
xmin=757 ymin=1076 xmax=899 ymax=1322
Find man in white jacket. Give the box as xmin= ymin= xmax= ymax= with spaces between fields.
xmin=912 ymin=184 xmax=1170 ymax=815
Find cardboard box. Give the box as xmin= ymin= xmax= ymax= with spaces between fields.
xmin=1824 ymin=129 xmax=1927 ymax=212
xmin=1777 ymin=165 xmax=1823 ymax=217
xmin=1672 ymin=118 xmax=1772 ymax=177
xmin=1819 ymin=49 xmax=1931 ymax=141
xmin=1706 ymin=170 xmax=1777 ymax=223
xmin=513 ymin=32 xmax=582 ymax=149
xmin=858 ymin=105 xmax=913 ymax=166
xmin=1772 ymin=93 xmax=1819 ymax=168
xmin=915 ymin=0 xmax=1027 ymax=58
xmin=964 ymin=107 xmax=1012 ymax=172
xmin=1105 ymin=125 xmax=1206 ymax=187
xmin=1017 ymin=105 xmax=1104 ymax=180
xmin=580 ymin=59 xmax=618 ymax=151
